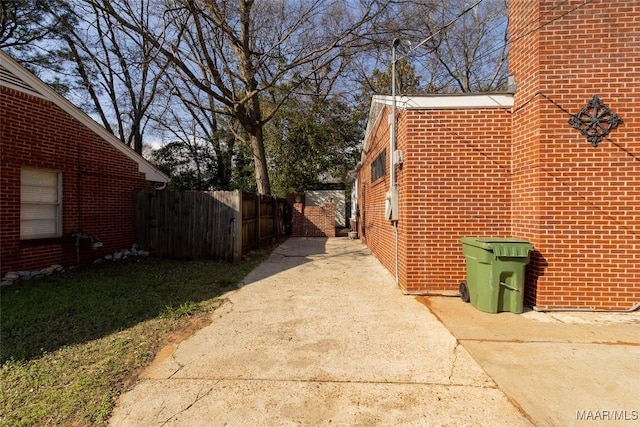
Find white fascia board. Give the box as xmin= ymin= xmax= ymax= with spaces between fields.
xmin=361 ymin=98 xmax=388 ymax=155
xmin=362 ymin=93 xmax=513 ymax=156
xmin=0 ymin=51 xmax=169 ymax=183
xmin=355 ymin=93 xmax=514 ymax=181
xmin=372 ymin=93 xmax=514 ymax=109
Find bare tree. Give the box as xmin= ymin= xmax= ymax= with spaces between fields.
xmin=409 ymin=0 xmax=509 ymax=92
xmin=54 ymin=0 xmax=168 ymax=153
xmin=151 ymin=63 xmax=239 ymax=190
xmin=350 ymin=0 xmax=508 ymax=95
xmin=88 ymin=0 xmax=393 ymax=195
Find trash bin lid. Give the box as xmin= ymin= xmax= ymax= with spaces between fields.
xmin=461 ymin=237 xmax=533 ymax=257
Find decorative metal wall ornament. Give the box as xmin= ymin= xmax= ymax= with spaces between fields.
xmin=568 ymin=95 xmax=622 ymax=147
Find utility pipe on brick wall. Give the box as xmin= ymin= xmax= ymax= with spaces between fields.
xmin=534 ymin=301 xmax=640 ymax=313
xmin=391 ymin=38 xmax=400 ymax=284
xmin=390 ymin=38 xmax=399 ymax=191
xmin=395 ymin=224 xmax=399 ymax=283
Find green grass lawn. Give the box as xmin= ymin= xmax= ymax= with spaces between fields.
xmin=0 ymin=252 xmax=268 ymax=426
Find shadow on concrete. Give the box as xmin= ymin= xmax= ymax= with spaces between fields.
xmin=239 ymin=237 xmax=371 ymax=288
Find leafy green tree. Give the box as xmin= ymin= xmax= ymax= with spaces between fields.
xmin=151 ymin=140 xmax=219 ymax=191
xmin=1 ymin=0 xmax=58 ymax=51
xmin=361 ymin=57 xmax=423 ymax=97
xmin=230 ymin=141 xmax=257 ymax=193
xmin=0 ymin=0 xmax=74 ymax=83
xmin=150 ymin=119 xmax=257 ymax=192
xmin=266 ymin=95 xmax=362 ymax=197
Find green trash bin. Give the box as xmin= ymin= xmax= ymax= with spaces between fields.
xmin=460 ymin=237 xmax=533 ymax=314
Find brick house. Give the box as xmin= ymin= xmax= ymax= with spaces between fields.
xmin=289 ymin=184 xmax=346 ymax=238
xmin=291 ymin=199 xmax=337 ymax=238
xmin=1 ymin=51 xmax=168 ymax=274
xmin=289 ymin=193 xmax=337 ymax=238
xmin=355 ymin=1 xmax=640 ymax=311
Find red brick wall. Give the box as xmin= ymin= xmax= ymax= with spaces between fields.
xmin=509 ymin=0 xmax=544 ymax=306
xmin=399 ymin=108 xmax=513 ymax=294
xmin=1 ymin=87 xmax=152 ymax=273
xmin=359 ymin=104 xmax=512 ymax=293
xmin=510 ymin=0 xmax=640 ymax=309
xmin=358 ymin=2 xmax=640 ymax=310
xmin=357 ymin=107 xmax=397 ymax=280
xmin=291 ymin=202 xmax=336 ymax=237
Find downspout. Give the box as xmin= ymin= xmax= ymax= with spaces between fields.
xmin=77 ymin=145 xmax=83 ymax=233
xmin=395 ymin=223 xmax=399 ymax=284
xmin=76 ymin=145 xmax=83 ymax=268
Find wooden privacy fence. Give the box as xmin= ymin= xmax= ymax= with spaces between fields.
xmin=135 ymin=189 xmax=288 ymax=261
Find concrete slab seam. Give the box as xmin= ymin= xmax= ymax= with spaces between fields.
xmin=140 ymin=377 xmax=501 ymax=389
xmin=459 ymin=338 xmax=640 ymax=346
xmin=450 ymin=341 xmax=536 ymax=426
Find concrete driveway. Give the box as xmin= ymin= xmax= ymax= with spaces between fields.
xmin=109 ymin=237 xmax=531 ymax=426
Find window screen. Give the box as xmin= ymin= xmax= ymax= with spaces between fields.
xmin=371 ymin=149 xmax=387 ymax=182
xmin=21 ymin=168 xmax=62 ymax=239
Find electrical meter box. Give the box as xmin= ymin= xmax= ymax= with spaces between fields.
xmin=385 ymin=187 xmax=398 ymax=221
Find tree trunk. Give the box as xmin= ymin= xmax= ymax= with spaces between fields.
xmin=250 ymin=126 xmax=271 ymax=195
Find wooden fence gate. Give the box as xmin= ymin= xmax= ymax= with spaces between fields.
xmin=135 ymin=189 xmax=288 ymax=261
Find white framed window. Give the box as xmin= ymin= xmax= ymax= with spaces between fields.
xmin=21 ymin=168 xmax=62 ymax=239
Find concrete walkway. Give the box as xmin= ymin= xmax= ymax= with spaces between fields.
xmin=426 ymin=297 xmax=640 ymax=427
xmin=109 ymin=238 xmax=531 ymax=426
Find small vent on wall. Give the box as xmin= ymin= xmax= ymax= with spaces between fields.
xmin=0 ymin=64 xmax=44 ymax=98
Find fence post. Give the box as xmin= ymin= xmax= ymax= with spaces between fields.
xmin=273 ymin=196 xmax=278 ymax=239
xmin=256 ymin=194 xmax=261 ymax=246
xmin=232 ymin=189 xmax=242 ymax=261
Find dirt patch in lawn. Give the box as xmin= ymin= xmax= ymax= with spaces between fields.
xmin=128 ymin=298 xmax=228 ymax=385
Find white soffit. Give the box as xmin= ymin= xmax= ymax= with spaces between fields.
xmin=373 ymin=93 xmax=514 ymax=109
